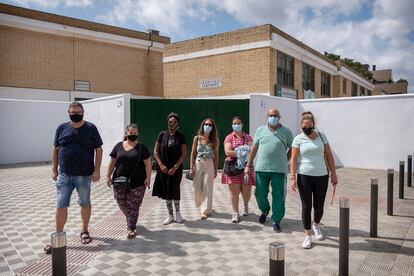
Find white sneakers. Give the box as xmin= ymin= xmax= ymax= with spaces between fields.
xmin=232 ymin=213 xmax=240 ymax=223
xmin=302 ymin=225 xmax=325 ymax=249
xmin=163 ymin=212 xmax=183 ymax=225
xmin=312 ymin=225 xmax=325 ymax=240
xmin=241 ymin=205 xmax=249 ymax=216
xmin=175 ymin=211 xmax=183 ymax=223
xmin=163 ymin=216 xmax=174 ymax=225
xmin=302 ymin=236 xmax=312 ymax=249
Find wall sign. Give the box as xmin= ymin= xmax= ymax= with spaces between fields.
xmin=200 ymin=78 xmax=222 ymax=89
xmin=74 ymin=80 xmax=90 ymax=91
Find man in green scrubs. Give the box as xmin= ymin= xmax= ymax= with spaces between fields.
xmin=245 ymin=108 xmax=293 ymax=232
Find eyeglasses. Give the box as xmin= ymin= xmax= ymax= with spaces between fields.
xmin=204 ymin=123 xmax=213 ymax=126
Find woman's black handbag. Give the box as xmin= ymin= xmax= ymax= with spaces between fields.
xmin=112 ymin=144 xmax=141 ymax=190
xmin=112 ymin=176 xmax=131 ymax=190
xmin=223 ymin=159 xmax=244 ymax=176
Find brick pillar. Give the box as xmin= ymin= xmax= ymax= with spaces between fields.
xmin=315 ymin=68 xmax=321 ymax=98
xmin=269 ymin=48 xmax=277 ymax=96
xmin=333 ymin=76 xmax=342 ymax=98
xmin=294 ymin=58 xmax=303 ymax=99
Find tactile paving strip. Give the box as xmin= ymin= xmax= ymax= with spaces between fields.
xmin=16 ymin=190 xmax=161 ymax=276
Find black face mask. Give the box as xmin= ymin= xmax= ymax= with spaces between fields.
xmin=168 ymin=122 xmax=178 ymax=130
xmin=302 ymin=127 xmax=314 ymax=136
xmin=127 ymin=135 xmax=138 ymax=141
xmin=70 ymin=114 xmax=83 ymax=123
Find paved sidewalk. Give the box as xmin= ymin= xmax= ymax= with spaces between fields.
xmin=0 ymin=163 xmax=413 ymax=275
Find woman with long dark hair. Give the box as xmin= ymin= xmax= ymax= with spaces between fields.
xmin=189 ymin=118 xmax=219 ymax=219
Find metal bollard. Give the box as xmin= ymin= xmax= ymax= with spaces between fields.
xmin=51 ymin=232 xmax=67 ymax=276
xmin=370 ymin=179 xmax=378 ymax=238
xmin=408 ymin=155 xmax=412 ymax=188
xmin=269 ymin=242 xmax=285 ymax=276
xmin=339 ymin=198 xmax=350 ymax=276
xmin=399 ymin=161 xmax=404 ymax=199
xmin=387 ymin=169 xmax=394 ymax=216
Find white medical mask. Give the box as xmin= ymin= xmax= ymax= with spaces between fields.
xmin=232 ymin=124 xmax=242 ymax=133
xmin=203 ymin=125 xmax=213 ymax=134
xmin=268 ymin=116 xmax=279 ymax=126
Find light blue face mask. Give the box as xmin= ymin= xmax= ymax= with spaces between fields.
xmin=268 ymin=116 xmax=279 ymax=126
xmin=232 ymin=124 xmax=242 ymax=133
xmin=203 ymin=125 xmax=213 ymax=134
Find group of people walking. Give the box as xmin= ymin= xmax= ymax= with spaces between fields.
xmin=45 ymin=101 xmax=338 ymax=253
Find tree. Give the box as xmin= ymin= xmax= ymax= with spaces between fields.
xmin=397 ymin=79 xmax=408 ymax=83
xmin=325 ymin=52 xmax=373 ymax=80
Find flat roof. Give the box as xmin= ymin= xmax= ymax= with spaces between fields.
xmin=0 ymin=3 xmax=170 ymax=44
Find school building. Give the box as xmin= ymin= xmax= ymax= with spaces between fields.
xmin=1 ymin=4 xmax=408 ymax=101
xmin=0 ymin=3 xmax=169 ymax=101
xmin=163 ymin=24 xmax=378 ymax=99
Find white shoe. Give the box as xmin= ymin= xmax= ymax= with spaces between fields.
xmin=241 ymin=205 xmax=249 ymax=216
xmin=175 ymin=211 xmax=183 ymax=223
xmin=302 ymin=236 xmax=312 ymax=249
xmin=232 ymin=213 xmax=240 ymax=223
xmin=312 ymin=225 xmax=325 ymax=240
xmin=163 ymin=216 xmax=174 ymax=225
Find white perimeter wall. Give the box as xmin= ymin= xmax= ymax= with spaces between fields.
xmin=249 ymin=94 xmax=299 ymax=137
xmin=0 ymin=94 xmax=130 ymax=166
xmin=0 ymin=98 xmax=68 ymax=164
xmin=250 ymin=94 xmax=414 ymax=170
xmin=0 ymin=86 xmax=161 ymax=102
xmin=82 ymin=94 xmax=130 ymax=166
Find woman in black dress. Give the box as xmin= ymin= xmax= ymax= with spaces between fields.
xmin=153 ymin=113 xmax=187 ymax=225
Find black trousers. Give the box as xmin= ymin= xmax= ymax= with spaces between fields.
xmin=297 ymin=174 xmax=329 ymax=230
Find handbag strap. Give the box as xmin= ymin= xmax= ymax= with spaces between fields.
xmin=318 ymin=132 xmax=326 ymax=152
xmin=273 ymin=131 xmax=288 ymax=151
xmin=129 ymin=143 xmax=142 ymax=179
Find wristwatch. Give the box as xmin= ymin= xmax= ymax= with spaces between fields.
xmin=174 ymin=164 xmax=179 ymax=169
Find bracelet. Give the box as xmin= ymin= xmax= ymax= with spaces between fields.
xmin=174 ymin=164 xmax=179 ymax=169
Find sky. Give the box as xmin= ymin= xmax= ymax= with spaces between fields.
xmin=2 ymin=0 xmax=413 ymax=92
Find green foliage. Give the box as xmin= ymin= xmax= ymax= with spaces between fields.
xmin=397 ymin=79 xmax=408 ymax=83
xmin=324 ymin=52 xmax=373 ymax=80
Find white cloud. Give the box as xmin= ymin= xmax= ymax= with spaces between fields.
xmin=97 ymin=0 xmax=212 ymax=34
xmin=96 ymin=0 xmax=412 ymax=91
xmin=6 ymin=0 xmax=413 ymax=91
xmin=7 ymin=0 xmax=93 ymax=8
xmin=205 ymin=0 xmax=414 ymax=91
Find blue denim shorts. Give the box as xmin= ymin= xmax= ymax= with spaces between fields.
xmin=56 ymin=173 xmax=92 ymax=208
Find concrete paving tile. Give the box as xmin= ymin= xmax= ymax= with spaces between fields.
xmin=1 ymin=165 xmax=413 ymax=276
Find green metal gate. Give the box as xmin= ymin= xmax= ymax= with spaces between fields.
xmin=130 ymin=99 xmax=249 ymax=169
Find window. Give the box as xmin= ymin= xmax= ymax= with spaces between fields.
xmin=360 ymin=87 xmax=365 ymax=96
xmin=351 ymin=82 xmax=357 ymax=96
xmin=367 ymin=90 xmax=372 ymax=96
xmin=277 ymin=52 xmax=294 ymax=87
xmin=321 ymin=71 xmax=330 ymax=96
xmin=302 ymin=63 xmax=315 ymax=91
xmin=343 ymin=79 xmax=347 ymax=94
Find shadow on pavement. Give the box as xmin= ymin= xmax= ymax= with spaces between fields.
xmin=94 ymin=226 xmax=220 ymax=256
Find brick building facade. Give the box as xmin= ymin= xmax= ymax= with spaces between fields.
xmin=164 ymin=24 xmax=375 ymax=99
xmin=0 ymin=3 xmax=170 ymax=99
